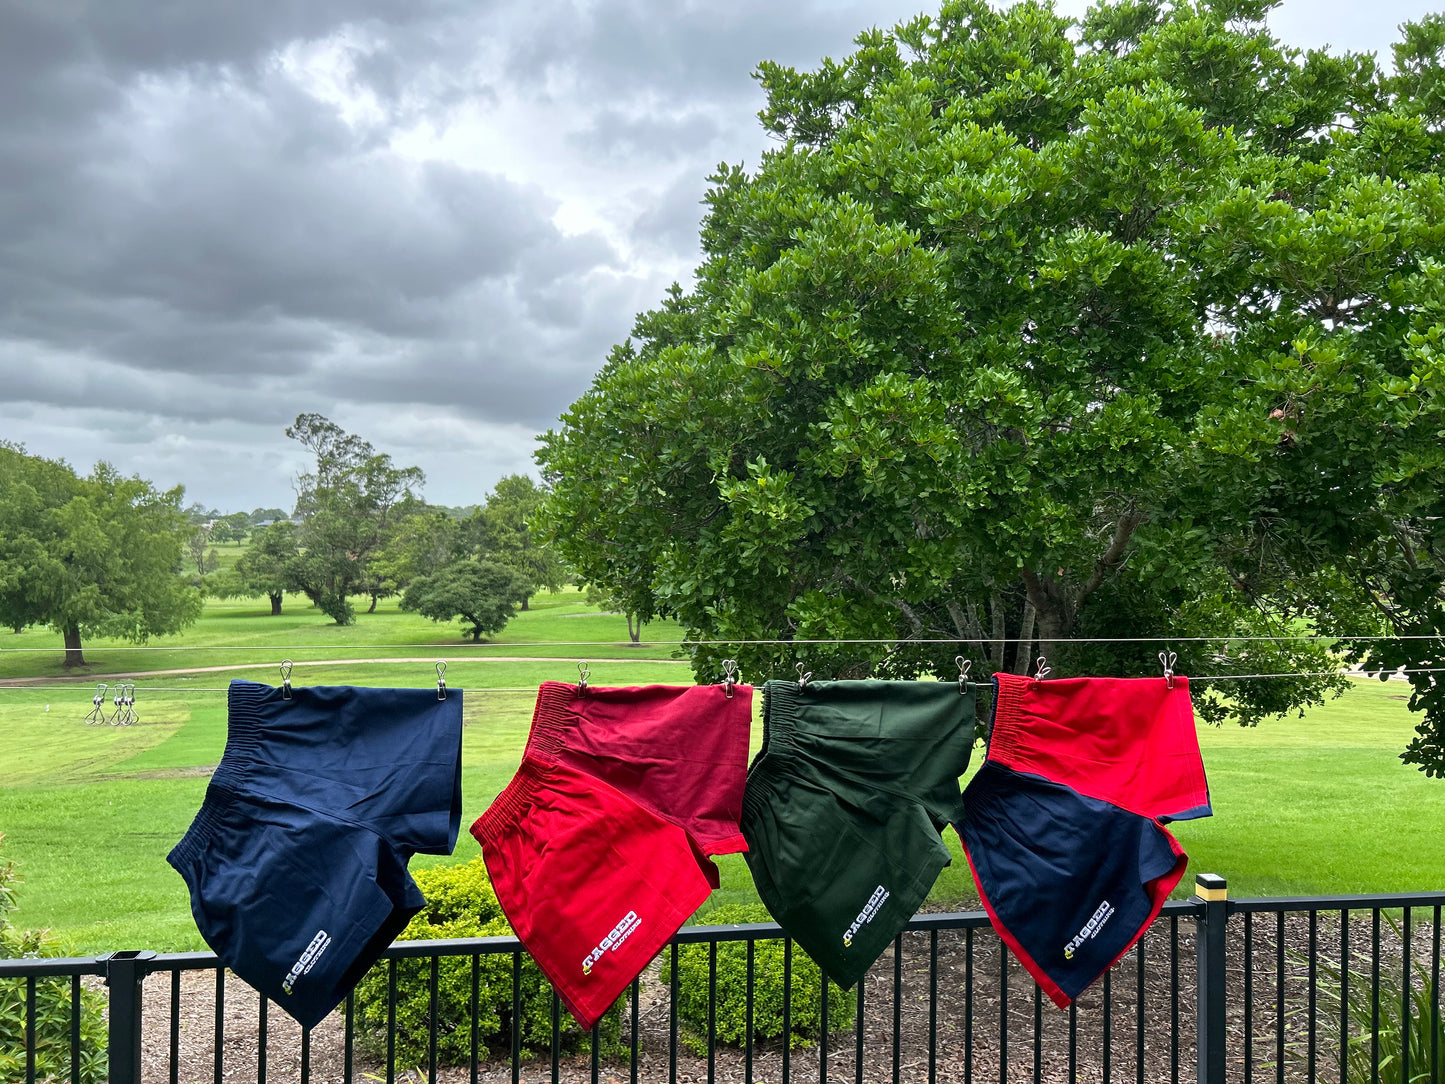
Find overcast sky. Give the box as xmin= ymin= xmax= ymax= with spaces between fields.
xmin=1 ymin=0 xmax=1439 ymax=512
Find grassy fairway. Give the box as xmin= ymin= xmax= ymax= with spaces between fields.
xmin=0 ymin=590 xmax=1442 ymax=952
xmin=0 ymin=586 xmax=688 ymax=679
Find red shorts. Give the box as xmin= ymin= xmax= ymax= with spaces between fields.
xmin=472 ymin=682 xmax=752 ymax=1029
xmin=987 ymin=673 xmax=1211 ymax=821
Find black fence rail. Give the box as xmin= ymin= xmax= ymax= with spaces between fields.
xmin=2 ymin=876 xmax=1442 ymax=1084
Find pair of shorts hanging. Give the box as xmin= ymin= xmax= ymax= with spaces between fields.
xmin=742 ymin=679 xmax=976 ymax=987
xmin=169 ymin=681 xmax=464 ymax=1027
xmin=959 ymin=672 xmax=1212 ymax=1008
xmin=472 ymin=681 xmax=752 ymax=1030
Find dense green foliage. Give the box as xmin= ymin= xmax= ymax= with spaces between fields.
xmin=401 ymin=559 xmax=532 ymax=641
xmin=350 ymin=858 xmax=621 ymax=1067
xmin=0 ymin=835 xmax=106 ymax=1084
xmin=538 ymin=0 xmax=1445 ymax=760
xmin=661 ymin=905 xmax=853 ymax=1053
xmin=285 ymin=414 xmax=426 ymax=624
xmin=0 ymin=444 xmax=201 ymax=667
xmin=478 ymin=475 xmax=567 ymax=610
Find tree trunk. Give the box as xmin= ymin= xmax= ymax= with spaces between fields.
xmin=368 ymin=593 xmax=378 ymax=614
xmin=269 ymin=593 xmax=283 ymax=616
xmin=627 ymin=613 xmax=640 ymax=643
xmin=1011 ymin=600 xmax=1036 ymax=675
xmin=519 ymin=594 xmax=531 ymax=611
xmin=471 ymin=627 xmax=482 ymax=642
xmin=62 ymin=624 xmax=86 ymax=669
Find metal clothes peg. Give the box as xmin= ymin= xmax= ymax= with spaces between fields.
xmin=436 ymin=661 xmax=448 ymax=701
xmin=721 ymin=659 xmax=740 ymax=700
xmin=280 ymin=659 xmax=293 ymax=700
xmin=1159 ymin=650 xmax=1178 ymax=689
xmin=577 ymin=661 xmax=590 ymax=694
xmin=795 ymin=662 xmax=812 ymax=688
xmin=956 ymin=655 xmax=972 ymax=694
xmin=85 ymin=683 xmax=109 ymax=725
xmin=1033 ymin=655 xmax=1051 ymax=681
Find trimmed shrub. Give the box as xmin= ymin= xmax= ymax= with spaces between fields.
xmin=0 ymin=834 xmax=107 ymax=1084
xmin=351 ymin=857 xmax=623 ymax=1068
xmin=661 ymin=904 xmax=855 ymax=1054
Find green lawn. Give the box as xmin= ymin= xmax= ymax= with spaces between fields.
xmin=1 ymin=634 xmax=1441 ymax=954
xmin=0 ymin=586 xmax=689 ymax=679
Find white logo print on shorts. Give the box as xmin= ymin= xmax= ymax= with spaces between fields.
xmin=282 ymin=930 xmax=332 ymax=994
xmin=842 ymin=885 xmax=890 ymax=947
xmin=582 ymin=911 xmax=642 ymax=975
xmin=1062 ymin=901 xmax=1114 ymax=960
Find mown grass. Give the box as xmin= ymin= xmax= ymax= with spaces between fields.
xmin=1 ymin=643 xmax=1441 ymax=954
xmin=0 ymin=586 xmax=689 ymax=679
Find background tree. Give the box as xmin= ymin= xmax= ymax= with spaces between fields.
xmin=537 ymin=0 xmax=1443 ymax=742
xmin=228 ymin=521 xmax=304 ymax=615
xmin=401 ymin=559 xmax=530 ymax=642
xmin=0 ymin=447 xmax=202 ymax=667
xmin=585 ymin=583 xmax=644 ymax=643
xmin=368 ymin=508 xmax=465 ymax=604
xmin=285 ymin=414 xmax=426 ymax=624
xmin=186 ymin=525 xmax=219 ymax=581
xmin=209 ymin=511 xmax=251 ymax=544
xmin=476 ymin=475 xmax=567 ymax=610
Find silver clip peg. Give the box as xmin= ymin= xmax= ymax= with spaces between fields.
xmin=1033 ymin=655 xmax=1051 ymax=681
xmin=1159 ymin=650 xmax=1178 ymax=689
xmin=436 ymin=661 xmax=448 ymax=701
xmin=795 ymin=662 xmax=812 ymax=688
xmin=280 ymin=659 xmax=293 ymax=700
xmin=85 ymin=683 xmax=109 ymax=725
xmin=577 ymin=661 xmax=590 ymax=694
xmin=722 ymin=659 xmax=740 ymax=700
xmin=956 ymin=655 xmax=972 ymax=693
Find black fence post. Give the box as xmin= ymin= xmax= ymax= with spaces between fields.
xmin=102 ymin=950 xmax=156 ymax=1084
xmin=1195 ymin=874 xmax=1228 ymax=1084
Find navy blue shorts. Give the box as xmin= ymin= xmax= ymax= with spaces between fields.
xmin=169 ymin=680 xmax=463 ymax=1027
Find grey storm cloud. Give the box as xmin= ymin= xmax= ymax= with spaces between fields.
xmin=3 ymin=0 xmax=1416 ymax=509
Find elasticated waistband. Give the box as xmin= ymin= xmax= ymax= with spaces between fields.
xmin=741 ymin=682 xmax=805 ymax=824
xmin=167 ymin=783 xmax=244 ymax=868
xmin=984 ymin=673 xmax=1028 ymax=763
xmin=208 ymin=680 xmax=279 ymax=790
xmin=524 ymin=681 xmax=579 ymax=761
xmin=472 ymin=757 xmax=553 ymax=847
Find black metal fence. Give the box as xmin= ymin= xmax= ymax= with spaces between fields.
xmin=3 ymin=875 xmax=1442 ymax=1084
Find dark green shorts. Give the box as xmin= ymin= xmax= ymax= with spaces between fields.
xmin=741 ymin=680 xmax=975 ymax=987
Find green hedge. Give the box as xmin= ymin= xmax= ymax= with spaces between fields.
xmin=350 ymin=858 xmax=623 ymax=1068
xmin=662 ymin=904 xmax=855 ymax=1054
xmin=0 ymin=835 xmax=107 ymax=1084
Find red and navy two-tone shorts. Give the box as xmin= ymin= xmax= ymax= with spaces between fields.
xmin=959 ymin=673 xmax=1211 ymax=1008
xmin=472 ymin=681 xmax=751 ymax=1030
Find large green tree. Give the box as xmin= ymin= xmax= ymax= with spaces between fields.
xmin=229 ymin=521 xmax=305 ymax=615
xmin=0 ymin=446 xmax=202 ymax=667
xmin=538 ymin=0 xmax=1445 ymax=744
xmin=286 ymin=414 xmax=426 ymax=624
xmin=401 ymin=559 xmax=531 ymax=641
xmin=476 ymin=475 xmax=566 ymax=610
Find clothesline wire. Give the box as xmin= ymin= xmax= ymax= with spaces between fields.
xmin=1 ymin=669 xmax=1439 ymax=694
xmin=0 ymin=634 xmax=1442 ymax=653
